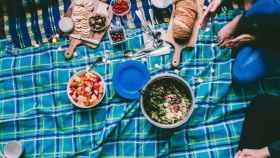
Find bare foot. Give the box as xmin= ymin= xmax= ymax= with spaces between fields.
xmin=234 ymin=150 xmax=242 ymax=158
xmin=241 ymin=147 xmax=271 ymax=158
xmin=220 ymin=34 xmax=256 ymax=48
xmin=217 ymin=15 xmax=242 ymax=46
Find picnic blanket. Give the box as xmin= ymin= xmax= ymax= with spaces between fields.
xmin=1 ymin=5 xmax=280 ymax=158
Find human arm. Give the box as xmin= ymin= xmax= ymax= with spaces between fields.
xmin=200 ymin=0 xmax=234 ymax=29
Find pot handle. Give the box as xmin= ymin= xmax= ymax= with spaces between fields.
xmin=139 ymin=89 xmax=145 ymax=95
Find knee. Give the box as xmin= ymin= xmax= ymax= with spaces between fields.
xmin=232 ymin=46 xmax=267 ymax=85
xmin=249 ymin=95 xmax=275 ymax=114
xmin=251 ymin=95 xmax=269 ymax=108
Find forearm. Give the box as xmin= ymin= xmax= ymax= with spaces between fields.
xmin=234 ymin=13 xmax=257 ymax=37
xmin=228 ymin=14 xmax=244 ymax=36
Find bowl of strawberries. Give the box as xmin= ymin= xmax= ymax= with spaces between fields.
xmin=67 ymin=70 xmax=105 ymax=108
xmin=111 ymin=0 xmax=131 ymax=16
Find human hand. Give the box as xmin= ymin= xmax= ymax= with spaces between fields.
xmin=234 ymin=147 xmax=270 ymax=158
xmin=218 ymin=34 xmax=255 ymax=48
xmin=200 ymin=0 xmax=222 ymax=29
xmin=217 ymin=14 xmax=242 ymax=47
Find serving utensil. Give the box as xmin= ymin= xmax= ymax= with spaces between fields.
xmin=124 ymin=47 xmax=154 ymax=58
xmin=126 ymin=45 xmax=171 ymax=59
xmin=135 ymin=10 xmax=163 ymax=48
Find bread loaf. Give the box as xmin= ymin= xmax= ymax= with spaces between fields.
xmin=172 ymin=0 xmax=197 ymax=42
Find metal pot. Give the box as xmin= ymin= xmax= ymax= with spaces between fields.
xmin=140 ymin=73 xmax=196 ymax=129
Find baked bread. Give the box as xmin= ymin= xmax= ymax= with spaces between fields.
xmin=172 ymin=0 xmax=197 ymax=42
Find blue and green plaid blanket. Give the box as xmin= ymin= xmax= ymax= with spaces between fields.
xmin=1 ymin=5 xmax=280 ymax=158
xmin=0 ymin=0 xmax=173 ymax=48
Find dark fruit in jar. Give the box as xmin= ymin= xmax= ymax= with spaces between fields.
xmin=110 ymin=29 xmax=125 ymax=42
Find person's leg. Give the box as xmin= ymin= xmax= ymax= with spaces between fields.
xmin=239 ymin=95 xmax=267 ymax=149
xmin=256 ymin=95 xmax=280 ymax=146
xmin=262 ymin=48 xmax=280 ymax=74
xmin=232 ymin=46 xmax=267 ymax=85
xmin=239 ymin=95 xmax=280 ymax=149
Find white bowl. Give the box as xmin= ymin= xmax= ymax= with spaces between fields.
xmin=67 ymin=70 xmax=106 ymax=108
xmin=140 ymin=73 xmax=196 ymax=129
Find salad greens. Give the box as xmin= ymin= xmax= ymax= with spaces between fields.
xmin=143 ymin=78 xmax=192 ymax=125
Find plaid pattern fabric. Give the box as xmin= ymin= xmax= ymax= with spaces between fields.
xmin=1 ymin=7 xmax=280 ymax=158
xmin=0 ymin=0 xmax=174 ymax=48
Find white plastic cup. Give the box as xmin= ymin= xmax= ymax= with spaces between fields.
xmin=4 ymin=141 xmax=22 ymax=158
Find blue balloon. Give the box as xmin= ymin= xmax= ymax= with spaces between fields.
xmin=233 ymin=46 xmax=267 ymax=85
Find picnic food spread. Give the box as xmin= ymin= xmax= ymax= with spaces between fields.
xmin=1 ymin=0 xmax=268 ymax=157
xmin=68 ymin=71 xmax=105 ymax=107
xmin=61 ymin=0 xmax=200 ymax=110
